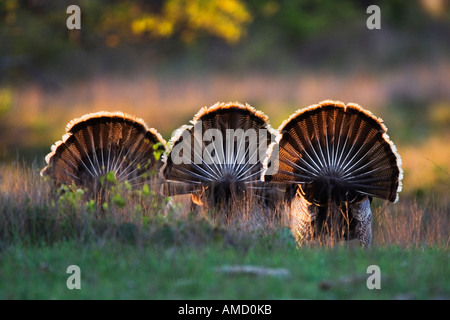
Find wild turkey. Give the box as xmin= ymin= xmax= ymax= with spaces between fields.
xmin=41 ymin=111 xmax=166 ymax=197
xmin=263 ymin=100 xmax=403 ymax=248
xmin=161 ymin=102 xmax=281 ymax=226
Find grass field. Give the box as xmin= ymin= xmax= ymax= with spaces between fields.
xmin=1 ymin=241 xmax=447 ymax=300
xmin=0 ymin=160 xmax=448 ymax=300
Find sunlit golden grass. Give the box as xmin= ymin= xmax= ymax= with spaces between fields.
xmin=0 ymin=160 xmax=447 ymax=249
xmin=372 ymin=199 xmax=449 ymax=248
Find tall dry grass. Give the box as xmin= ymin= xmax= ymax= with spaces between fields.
xmin=0 ymin=161 xmax=280 ymax=248
xmin=0 ymin=161 xmax=447 ymax=249
xmin=372 ymin=199 xmax=449 ymax=248
xmin=0 ymin=161 xmax=170 ymax=247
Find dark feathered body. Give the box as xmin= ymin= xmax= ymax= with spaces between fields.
xmin=162 ymin=102 xmax=281 ymax=225
xmin=264 ymin=100 xmax=402 ymax=247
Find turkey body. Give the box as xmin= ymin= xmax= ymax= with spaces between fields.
xmin=263 ymin=100 xmax=403 ymax=247
xmin=161 ymin=102 xmax=282 ymax=226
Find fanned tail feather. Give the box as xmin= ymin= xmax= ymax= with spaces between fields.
xmin=161 ymin=102 xmax=279 ymax=216
xmin=41 ymin=111 xmax=166 ymax=194
xmin=264 ymin=100 xmax=403 ymax=205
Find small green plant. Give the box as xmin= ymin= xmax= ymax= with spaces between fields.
xmin=52 ymin=183 xmax=86 ymax=216
xmin=152 ymin=142 xmax=164 ymax=161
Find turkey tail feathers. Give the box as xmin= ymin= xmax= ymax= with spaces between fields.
xmin=161 ymin=102 xmax=279 ymax=202
xmin=263 ymin=100 xmax=403 ymax=204
xmin=41 ymin=101 xmax=402 ymax=214
xmin=41 ymin=111 xmax=166 ymax=190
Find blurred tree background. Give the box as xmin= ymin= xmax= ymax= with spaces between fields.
xmin=1 ymin=0 xmax=449 ymax=80
xmin=0 ymin=0 xmax=449 ymax=200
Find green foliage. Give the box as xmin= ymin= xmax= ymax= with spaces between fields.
xmin=248 ymin=0 xmax=359 ymax=42
xmin=131 ymin=0 xmax=251 ymax=44
xmin=85 ymin=199 xmax=96 ymax=213
xmin=152 ymin=142 xmax=164 ymax=161
xmin=1 ymin=0 xmax=251 ymax=63
xmin=112 ymin=193 xmax=125 ymax=209
xmin=56 ymin=184 xmax=84 ymax=205
xmin=142 ymin=183 xmax=150 ymax=197
xmin=0 ymin=0 xmax=69 ymax=64
xmin=1 ymin=0 xmax=445 ymax=75
xmin=106 ymin=171 xmax=117 ymax=184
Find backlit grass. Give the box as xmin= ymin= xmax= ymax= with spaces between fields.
xmin=0 ymin=161 xmax=448 ymax=299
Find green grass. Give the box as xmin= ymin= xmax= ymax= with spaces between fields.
xmin=0 ymin=162 xmax=448 ymax=300
xmin=0 ymin=241 xmax=448 ymax=299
